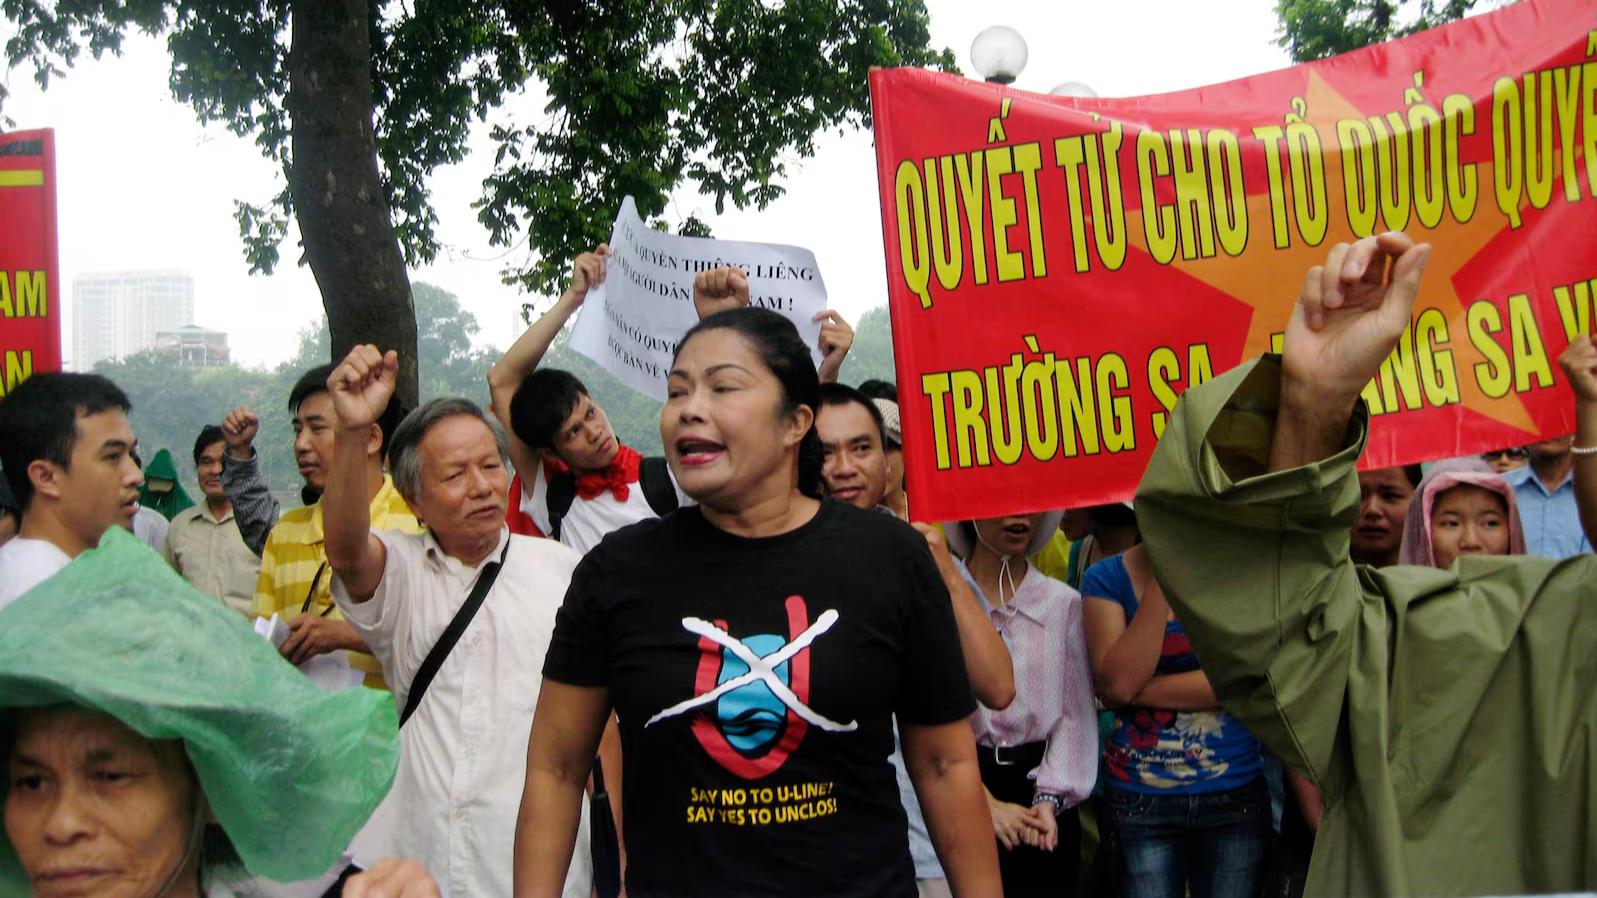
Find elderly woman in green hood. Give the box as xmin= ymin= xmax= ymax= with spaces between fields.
xmin=136 ymin=448 xmax=195 ymax=522
xmin=0 ymin=527 xmax=404 ymax=898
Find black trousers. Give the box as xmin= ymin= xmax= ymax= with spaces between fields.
xmin=979 ymin=746 xmax=1081 ymax=898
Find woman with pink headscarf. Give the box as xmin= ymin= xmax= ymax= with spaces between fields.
xmin=1398 ymin=459 xmax=1528 ymax=569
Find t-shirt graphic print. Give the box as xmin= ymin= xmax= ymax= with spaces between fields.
xmin=543 ymin=500 xmax=974 ymax=898
xmin=650 ymin=596 xmax=858 ymax=787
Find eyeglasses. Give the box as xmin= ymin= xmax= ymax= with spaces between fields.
xmin=1481 ymin=448 xmax=1529 ymax=462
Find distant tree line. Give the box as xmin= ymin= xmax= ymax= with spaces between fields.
xmin=96 ymin=286 xmax=897 ymax=499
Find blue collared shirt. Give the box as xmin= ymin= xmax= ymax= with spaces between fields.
xmin=1503 ymin=465 xmax=1592 ymax=559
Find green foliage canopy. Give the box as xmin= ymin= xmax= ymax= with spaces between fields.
xmin=3 ymin=0 xmax=954 ymax=294
xmin=1274 ymin=0 xmax=1487 ymax=62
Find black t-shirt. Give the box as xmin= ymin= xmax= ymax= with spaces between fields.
xmin=543 ymin=498 xmax=975 ymax=898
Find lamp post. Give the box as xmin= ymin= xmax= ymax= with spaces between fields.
xmin=970 ymin=26 xmax=1027 ymax=85
xmin=1049 ymin=81 xmax=1098 ymax=98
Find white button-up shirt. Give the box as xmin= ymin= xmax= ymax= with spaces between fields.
xmin=334 ymin=527 xmax=591 ymax=898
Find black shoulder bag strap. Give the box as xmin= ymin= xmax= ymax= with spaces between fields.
xmin=638 ymin=456 xmax=679 ymax=518
xmin=546 ymin=469 xmax=578 ymax=542
xmin=590 ymin=755 xmax=622 ymax=898
xmin=398 ymin=538 xmax=512 ymax=728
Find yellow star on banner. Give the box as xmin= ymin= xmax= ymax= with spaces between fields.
xmin=1124 ymin=70 xmax=1540 ymax=434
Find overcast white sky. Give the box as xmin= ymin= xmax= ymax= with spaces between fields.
xmin=1 ymin=1 xmax=1292 ymax=369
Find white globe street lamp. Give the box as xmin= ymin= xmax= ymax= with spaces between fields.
xmin=970 ymin=25 xmax=1028 ymax=85
xmin=1049 ymin=81 xmax=1098 ymax=98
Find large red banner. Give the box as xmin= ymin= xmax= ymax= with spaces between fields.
xmin=871 ymin=0 xmax=1597 ymax=523
xmin=0 ymin=129 xmax=60 ymax=396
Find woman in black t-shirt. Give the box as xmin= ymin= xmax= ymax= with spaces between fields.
xmin=516 ymin=305 xmax=1001 ymax=898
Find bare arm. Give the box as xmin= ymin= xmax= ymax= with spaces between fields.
xmin=1287 ymin=767 xmax=1323 ymax=836
xmin=1082 ymin=552 xmax=1169 ymax=709
xmin=902 ymin=720 xmax=1003 ymax=898
xmin=814 ymin=311 xmax=854 ymax=385
xmin=914 ymin=523 xmax=1014 ymax=710
xmin=1131 ymin=670 xmax=1219 ymax=711
xmin=220 ymin=406 xmax=278 ymax=557
xmin=1557 ymin=335 xmax=1597 ymax=548
xmin=323 ymin=346 xmax=395 ymax=601
xmin=489 ymin=246 xmax=610 ymax=481
xmin=515 ymin=682 xmax=611 ymax=898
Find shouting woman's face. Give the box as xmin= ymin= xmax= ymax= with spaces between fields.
xmin=663 ymin=328 xmax=811 ymax=509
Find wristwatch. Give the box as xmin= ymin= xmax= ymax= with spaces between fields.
xmin=1032 ymin=793 xmax=1064 ymax=814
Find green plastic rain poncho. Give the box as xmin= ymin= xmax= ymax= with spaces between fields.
xmin=139 ymin=447 xmax=196 ymax=521
xmin=1136 ymin=356 xmax=1596 ymax=898
xmin=0 ymin=527 xmax=398 ymax=890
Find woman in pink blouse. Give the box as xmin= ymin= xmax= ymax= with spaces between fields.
xmin=948 ymin=510 xmax=1100 ymax=897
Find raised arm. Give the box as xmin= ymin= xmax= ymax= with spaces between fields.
xmin=1271 ymin=232 xmax=1429 ymax=472
xmin=1557 ymin=334 xmax=1597 ymax=548
xmin=913 ymin=523 xmax=1014 ymax=710
xmin=692 ymin=265 xmax=750 ymax=319
xmin=814 ymin=311 xmax=854 ymax=384
xmin=322 ymin=346 xmax=395 ymax=602
xmin=1135 ymin=232 xmax=1431 ymax=784
xmin=219 ymin=405 xmax=279 ymax=557
xmin=515 ymin=681 xmax=611 ymax=898
xmin=488 ymin=246 xmax=610 ymax=478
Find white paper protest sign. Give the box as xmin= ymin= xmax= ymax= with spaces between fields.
xmin=568 ymin=196 xmax=829 ymax=400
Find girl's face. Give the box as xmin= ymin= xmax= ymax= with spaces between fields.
xmin=663 ymin=329 xmax=812 ymax=508
xmin=1430 ymin=483 xmax=1511 ymax=568
xmin=1353 ymin=467 xmax=1415 ymax=562
xmin=972 ymin=513 xmax=1044 ymax=559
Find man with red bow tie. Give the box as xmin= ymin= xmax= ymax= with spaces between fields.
xmin=486 ymin=245 xmax=686 ymax=556
xmin=489 ymin=245 xmax=855 ymax=557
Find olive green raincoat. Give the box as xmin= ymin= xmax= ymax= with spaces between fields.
xmin=1137 ymin=356 xmax=1596 ymax=897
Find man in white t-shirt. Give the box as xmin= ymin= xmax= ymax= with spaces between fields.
xmin=487 ymin=249 xmax=855 ymax=556
xmin=0 ymin=372 xmax=146 ymax=610
xmin=322 ymin=345 xmax=591 ymax=898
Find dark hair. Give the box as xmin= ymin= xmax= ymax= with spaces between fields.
xmin=857 ymin=379 xmax=899 ymax=404
xmin=508 ymin=368 xmax=589 ymax=452
xmin=289 ymin=361 xmax=404 ymax=459
xmin=0 ymin=372 xmax=133 ymax=512
xmin=390 ymin=398 xmax=509 ymax=502
xmin=192 ymin=425 xmax=226 ymax=465
xmin=288 ymin=363 xmax=336 ymax=417
xmin=818 ymin=382 xmax=886 ymax=447
xmin=1090 ymin=502 xmax=1138 ymax=531
xmin=1404 ymin=464 xmax=1424 ymax=488
xmin=675 ymin=308 xmax=823 ymax=499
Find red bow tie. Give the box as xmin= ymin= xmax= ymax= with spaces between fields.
xmin=550 ymin=444 xmax=643 ymax=502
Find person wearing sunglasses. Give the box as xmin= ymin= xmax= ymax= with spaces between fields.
xmin=1479 ymin=447 xmax=1528 ymax=474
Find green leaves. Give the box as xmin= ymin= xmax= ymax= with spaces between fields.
xmin=0 ymin=0 xmax=949 ymax=300
xmin=1274 ymin=0 xmax=1489 ymax=63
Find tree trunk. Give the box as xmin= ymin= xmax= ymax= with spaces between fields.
xmin=286 ymin=0 xmax=419 ymax=410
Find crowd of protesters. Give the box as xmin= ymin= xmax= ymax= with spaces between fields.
xmin=1 ymin=231 xmax=1595 ymax=898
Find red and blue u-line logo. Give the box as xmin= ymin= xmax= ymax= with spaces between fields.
xmin=646 ymin=595 xmax=857 ymax=781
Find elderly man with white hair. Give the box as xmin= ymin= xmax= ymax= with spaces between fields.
xmin=320 ymin=344 xmax=591 ymax=898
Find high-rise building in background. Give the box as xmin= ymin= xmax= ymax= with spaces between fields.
xmin=73 ymin=270 xmax=195 ymax=368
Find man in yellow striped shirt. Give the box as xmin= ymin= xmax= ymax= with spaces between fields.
xmin=253 ymin=362 xmax=420 ymax=690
